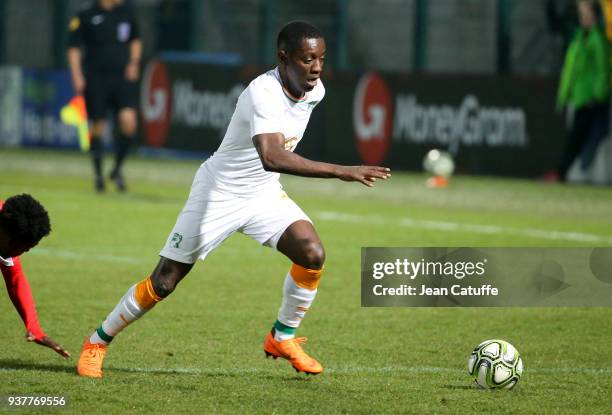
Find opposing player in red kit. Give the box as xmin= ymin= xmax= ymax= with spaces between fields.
xmin=0 ymin=194 xmax=70 ymax=358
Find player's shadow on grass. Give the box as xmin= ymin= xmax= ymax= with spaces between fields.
xmin=0 ymin=360 xmax=313 ymax=381
xmin=0 ymin=359 xmax=73 ymax=374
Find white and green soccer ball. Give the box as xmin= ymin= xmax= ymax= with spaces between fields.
xmin=468 ymin=339 xmax=523 ymax=390
xmin=423 ymin=149 xmax=455 ymax=178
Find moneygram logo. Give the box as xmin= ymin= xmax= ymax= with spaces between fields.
xmin=141 ymin=60 xmax=171 ymax=147
xmin=172 ymin=81 xmax=244 ymax=130
xmin=353 ymin=72 xmax=393 ymax=165
xmin=392 ymin=94 xmax=527 ymax=153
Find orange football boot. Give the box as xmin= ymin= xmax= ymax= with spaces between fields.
xmin=263 ymin=332 xmax=323 ymax=375
xmin=77 ymin=337 xmax=107 ymax=378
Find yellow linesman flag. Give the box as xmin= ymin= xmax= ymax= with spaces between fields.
xmin=60 ymin=96 xmax=90 ymax=151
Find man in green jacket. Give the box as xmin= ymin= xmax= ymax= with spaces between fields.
xmin=556 ymin=0 xmax=610 ymax=181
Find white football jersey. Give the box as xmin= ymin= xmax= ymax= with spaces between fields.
xmin=200 ymin=67 xmax=325 ymax=197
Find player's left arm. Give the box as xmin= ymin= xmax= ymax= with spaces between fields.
xmin=253 ymin=133 xmax=390 ymax=187
xmin=125 ymin=40 xmax=142 ymax=81
xmin=1 ymin=258 xmax=70 ymax=358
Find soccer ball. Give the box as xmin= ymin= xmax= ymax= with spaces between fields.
xmin=467 ymin=339 xmax=523 ymax=390
xmin=423 ymin=149 xmax=455 ymax=178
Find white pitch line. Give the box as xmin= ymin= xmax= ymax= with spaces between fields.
xmin=19 ymin=212 xmax=611 ymax=265
xmin=316 ymin=211 xmax=612 ymax=244
xmin=2 ymin=366 xmax=611 ymax=375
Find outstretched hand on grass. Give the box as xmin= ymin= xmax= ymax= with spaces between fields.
xmin=27 ymin=331 xmax=71 ymax=358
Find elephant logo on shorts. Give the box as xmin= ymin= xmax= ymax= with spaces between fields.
xmin=170 ymin=233 xmax=183 ymax=248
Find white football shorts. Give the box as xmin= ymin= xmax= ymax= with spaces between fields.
xmin=159 ymin=174 xmax=311 ymax=264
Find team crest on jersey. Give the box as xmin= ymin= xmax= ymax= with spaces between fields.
xmin=117 ymin=22 xmax=131 ymax=42
xmin=170 ymin=233 xmax=183 ymax=248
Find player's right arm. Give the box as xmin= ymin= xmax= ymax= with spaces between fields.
xmin=254 ymin=133 xmax=390 ymax=187
xmin=67 ymin=48 xmax=85 ymax=95
xmin=1 ymin=258 xmax=70 ymax=358
xmin=66 ymin=14 xmax=85 ymax=95
xmin=249 ymin=80 xmax=390 ymax=187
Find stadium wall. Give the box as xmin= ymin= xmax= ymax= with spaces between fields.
xmin=0 ymin=66 xmax=21 ymax=147
xmin=139 ymin=59 xmax=572 ymax=179
xmin=0 ymin=66 xmax=80 ymax=150
xmin=2 ymin=61 xmax=611 ymax=183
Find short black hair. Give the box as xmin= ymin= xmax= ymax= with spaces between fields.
xmin=277 ymin=21 xmax=323 ymax=53
xmin=0 ymin=194 xmax=51 ymax=245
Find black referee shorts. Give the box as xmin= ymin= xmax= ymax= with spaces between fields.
xmin=84 ymin=72 xmax=138 ymax=120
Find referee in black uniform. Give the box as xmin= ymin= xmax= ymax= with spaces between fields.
xmin=67 ymin=0 xmax=141 ymax=192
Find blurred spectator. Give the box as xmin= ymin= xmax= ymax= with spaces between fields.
xmin=555 ymin=0 xmax=610 ymax=182
xmin=157 ymin=0 xmax=191 ymax=51
xmin=67 ymin=0 xmax=141 ymax=192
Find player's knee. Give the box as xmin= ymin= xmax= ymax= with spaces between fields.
xmin=119 ymin=110 xmax=138 ymax=136
xmin=151 ymin=274 xmax=176 ymax=298
xmin=90 ymin=122 xmax=105 ymax=137
xmin=151 ymin=261 xmax=183 ymax=297
xmin=120 ymin=121 xmax=137 ymax=137
xmin=300 ymin=240 xmax=325 ymax=270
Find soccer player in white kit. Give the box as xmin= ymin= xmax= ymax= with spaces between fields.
xmin=77 ymin=21 xmax=391 ymax=378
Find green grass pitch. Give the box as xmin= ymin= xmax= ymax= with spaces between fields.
xmin=1 ymin=148 xmax=611 ymax=414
